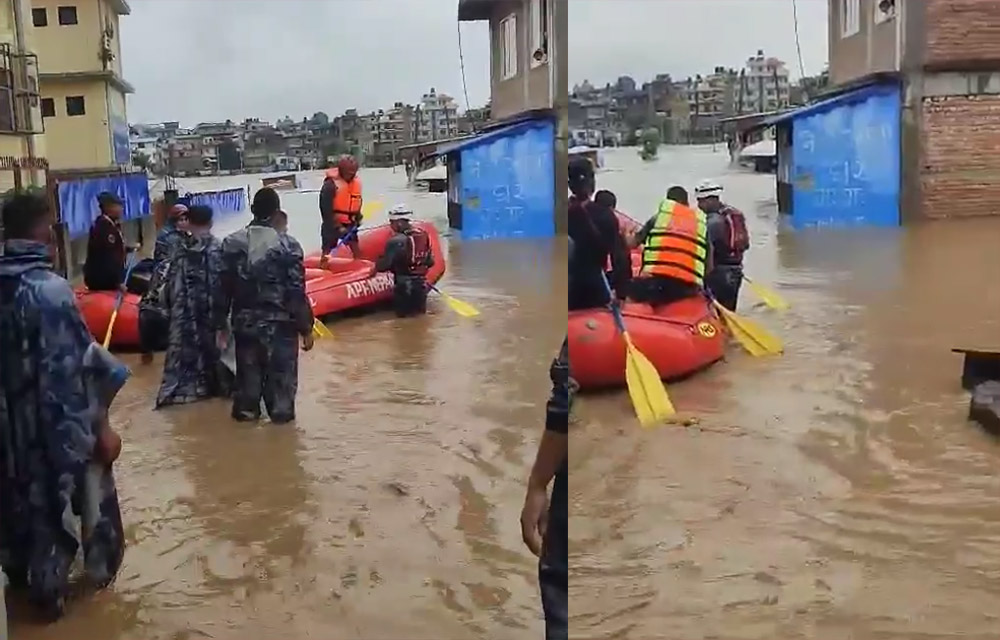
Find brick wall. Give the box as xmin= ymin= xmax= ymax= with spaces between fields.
xmin=921 ymin=95 xmax=1000 ymax=218
xmin=925 ymin=0 xmax=1000 ymax=68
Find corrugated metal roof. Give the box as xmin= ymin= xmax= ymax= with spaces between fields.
xmin=762 ymin=81 xmax=900 ymax=127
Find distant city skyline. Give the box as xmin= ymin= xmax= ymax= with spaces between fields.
xmin=569 ymin=0 xmax=828 ymax=87
xmin=120 ymin=0 xmax=491 ymax=125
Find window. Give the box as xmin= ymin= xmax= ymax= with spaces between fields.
xmin=874 ymin=0 xmax=895 ymax=23
xmin=530 ymin=0 xmax=549 ymax=67
xmin=65 ymin=95 xmax=85 ymax=116
xmin=499 ymin=14 xmax=517 ymax=81
xmin=57 ymin=6 xmax=78 ymax=26
xmin=31 ymin=8 xmax=47 ymax=27
xmin=40 ymin=97 xmax=54 ymax=118
xmin=840 ymin=0 xmax=860 ymax=37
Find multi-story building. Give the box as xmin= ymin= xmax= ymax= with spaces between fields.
xmin=32 ymin=0 xmax=133 ymax=170
xmin=827 ymin=0 xmax=1000 ymax=220
xmin=0 ymin=0 xmax=47 ymax=190
xmin=415 ymin=87 xmax=459 ymax=141
xmin=128 ymin=132 xmax=160 ymax=169
xmin=741 ymin=50 xmax=791 ymax=112
xmin=370 ymin=102 xmax=413 ymax=164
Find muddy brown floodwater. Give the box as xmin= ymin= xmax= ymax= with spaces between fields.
xmin=9 ymin=171 xmax=567 ymax=640
xmin=571 ymin=146 xmax=1000 ymax=639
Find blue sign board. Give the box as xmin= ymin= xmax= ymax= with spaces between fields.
xmin=791 ymin=84 xmax=901 ymax=228
xmin=452 ymin=119 xmax=555 ymax=240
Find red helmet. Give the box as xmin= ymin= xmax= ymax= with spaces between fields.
xmin=337 ymin=155 xmax=359 ymax=176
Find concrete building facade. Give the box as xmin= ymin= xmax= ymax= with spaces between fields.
xmin=32 ymin=0 xmax=133 ymax=171
xmin=458 ymin=0 xmax=568 ymax=233
xmin=0 ymin=0 xmax=47 ymax=190
xmin=829 ymin=0 xmax=1000 ymax=219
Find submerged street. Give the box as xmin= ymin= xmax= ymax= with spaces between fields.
xmin=571 ymin=146 xmax=1000 ymax=639
xmin=10 ymin=169 xmax=566 ymax=640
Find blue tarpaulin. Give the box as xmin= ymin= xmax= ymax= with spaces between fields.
xmin=58 ymin=173 xmax=151 ymax=238
xmin=186 ymin=187 xmax=246 ymax=216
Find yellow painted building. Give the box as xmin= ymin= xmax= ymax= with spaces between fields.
xmin=0 ymin=0 xmax=47 ymax=190
xmin=31 ymin=0 xmax=132 ymax=171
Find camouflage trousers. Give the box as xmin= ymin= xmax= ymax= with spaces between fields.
xmin=231 ymin=322 xmax=299 ymax=423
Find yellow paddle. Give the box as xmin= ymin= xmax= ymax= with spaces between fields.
xmin=102 ymin=254 xmax=139 ymax=349
xmin=711 ymin=299 xmax=783 ymax=356
xmin=429 ymin=284 xmax=480 ymax=317
xmin=743 ymin=276 xmax=789 ymax=311
xmin=312 ymin=319 xmax=333 ymax=338
xmin=601 ymin=273 xmax=675 ymax=426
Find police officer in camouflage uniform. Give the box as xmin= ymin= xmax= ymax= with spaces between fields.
xmin=139 ymin=203 xmax=190 ymax=362
xmin=220 ymin=188 xmax=314 ymax=423
xmin=0 ymin=193 xmax=126 ymax=621
xmin=155 ymin=204 xmax=232 ymax=408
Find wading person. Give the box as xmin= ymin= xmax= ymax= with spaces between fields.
xmin=139 ymin=204 xmax=189 ymax=363
xmin=221 ymin=187 xmax=314 ymax=423
xmin=373 ymin=204 xmax=434 ymax=317
xmin=155 ymin=205 xmax=232 ymax=407
xmin=695 ymin=180 xmax=749 ymax=311
xmin=0 ymin=193 xmax=127 ymax=621
xmin=521 ymin=337 xmax=570 ymax=640
xmin=83 ymin=192 xmax=131 ymax=292
xmin=628 ymin=185 xmax=713 ymax=307
xmin=567 ymin=157 xmax=631 ymax=310
xmin=319 ymin=154 xmax=363 ymax=267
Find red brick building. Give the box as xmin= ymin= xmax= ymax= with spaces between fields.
xmin=830 ymin=0 xmax=1000 ymax=219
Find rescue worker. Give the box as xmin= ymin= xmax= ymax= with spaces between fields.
xmin=221 ymin=187 xmax=314 ymax=423
xmin=83 ymin=192 xmax=131 ymax=291
xmin=521 ymin=337 xmax=571 ymax=640
xmin=0 ymin=192 xmax=126 ymax=621
xmin=319 ymin=154 xmax=363 ymax=266
xmin=695 ymin=180 xmax=750 ymax=311
xmin=138 ymin=203 xmax=190 ymax=363
xmin=155 ymin=205 xmax=232 ymax=408
xmin=373 ymin=204 xmax=434 ymax=317
xmin=567 ymin=157 xmax=631 ymax=310
xmin=628 ymin=185 xmax=713 ymax=307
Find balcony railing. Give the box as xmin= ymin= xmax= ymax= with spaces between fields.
xmin=0 ymin=44 xmax=43 ymax=135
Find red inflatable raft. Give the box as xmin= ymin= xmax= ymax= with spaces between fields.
xmin=76 ymin=221 xmax=446 ymax=349
xmin=301 ymin=220 xmax=446 ymax=317
xmin=571 ymin=209 xmax=725 ymax=390
xmin=569 ymin=296 xmax=726 ymax=390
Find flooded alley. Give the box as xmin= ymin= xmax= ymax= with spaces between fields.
xmin=570 ymin=147 xmax=1000 ymax=639
xmin=9 ymin=169 xmax=566 ymax=640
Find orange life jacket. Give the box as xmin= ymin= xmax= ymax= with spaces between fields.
xmin=326 ymin=168 xmax=363 ymax=225
xmin=639 ymin=199 xmax=708 ymax=286
xmin=405 ymin=227 xmax=431 ymax=277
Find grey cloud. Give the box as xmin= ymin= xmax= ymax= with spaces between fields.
xmin=569 ymin=0 xmax=829 ymax=86
xmin=121 ymin=0 xmax=491 ymax=125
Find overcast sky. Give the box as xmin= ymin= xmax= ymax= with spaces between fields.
xmin=569 ymin=0 xmax=829 ymax=90
xmin=121 ymin=0 xmax=491 ymax=126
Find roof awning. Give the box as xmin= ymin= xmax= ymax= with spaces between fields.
xmin=434 ymin=118 xmax=552 ymax=157
xmin=761 ymin=79 xmax=901 ymax=128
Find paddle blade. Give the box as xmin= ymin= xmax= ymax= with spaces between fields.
xmin=714 ymin=302 xmax=783 ymax=356
xmin=623 ymin=334 xmax=675 ymax=426
xmin=362 ymin=200 xmax=383 ymax=217
xmin=312 ymin=318 xmax=333 ymax=339
xmin=440 ymin=291 xmax=480 ymax=317
xmin=102 ymin=307 xmax=119 ymax=349
xmin=746 ymin=278 xmax=789 ymax=311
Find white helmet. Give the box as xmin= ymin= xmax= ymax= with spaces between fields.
xmin=388 ymin=203 xmax=413 ymax=220
xmin=694 ymin=179 xmax=723 ymax=199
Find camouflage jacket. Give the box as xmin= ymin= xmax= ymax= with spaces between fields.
xmin=221 ymin=221 xmax=313 ymax=336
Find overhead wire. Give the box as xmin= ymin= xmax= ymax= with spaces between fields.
xmin=791 ymin=0 xmax=807 ymax=79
